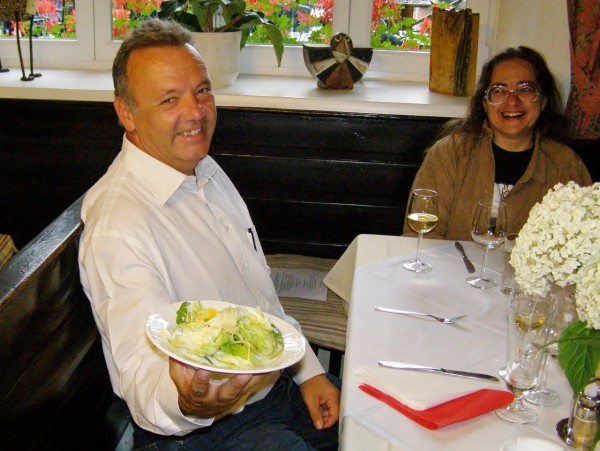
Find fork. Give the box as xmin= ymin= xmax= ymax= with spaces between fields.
xmin=374 ymin=306 xmax=467 ymax=324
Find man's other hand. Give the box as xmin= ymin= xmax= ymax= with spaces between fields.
xmin=299 ymin=374 xmax=340 ymax=430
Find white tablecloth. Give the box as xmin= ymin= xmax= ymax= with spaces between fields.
xmin=329 ymin=235 xmax=571 ymax=451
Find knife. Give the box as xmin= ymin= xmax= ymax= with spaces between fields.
xmin=455 ymin=241 xmax=476 ymax=273
xmin=378 ymin=361 xmax=500 ymax=382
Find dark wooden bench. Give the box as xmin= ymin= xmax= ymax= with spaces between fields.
xmin=0 ymin=196 xmax=132 ymax=451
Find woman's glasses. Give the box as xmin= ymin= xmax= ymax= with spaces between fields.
xmin=485 ymin=82 xmax=540 ymax=105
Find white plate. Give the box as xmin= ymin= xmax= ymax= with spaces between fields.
xmin=146 ymin=300 xmax=306 ymax=374
xmin=499 ymin=437 xmax=565 ymax=451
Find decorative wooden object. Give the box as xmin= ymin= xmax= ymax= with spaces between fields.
xmin=303 ymin=33 xmax=373 ymax=90
xmin=0 ymin=0 xmax=41 ymax=81
xmin=429 ymin=8 xmax=479 ymax=97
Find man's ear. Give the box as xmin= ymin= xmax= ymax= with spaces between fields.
xmin=114 ymin=96 xmax=136 ymax=132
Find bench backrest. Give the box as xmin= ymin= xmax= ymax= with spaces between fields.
xmin=0 ymin=197 xmax=130 ymax=450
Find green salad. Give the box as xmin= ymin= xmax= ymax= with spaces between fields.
xmin=165 ymin=301 xmax=284 ymax=369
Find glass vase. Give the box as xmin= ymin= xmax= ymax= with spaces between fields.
xmin=525 ymin=283 xmax=578 ymax=407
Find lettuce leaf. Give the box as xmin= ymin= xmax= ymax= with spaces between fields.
xmin=167 ymin=301 xmax=284 ymax=369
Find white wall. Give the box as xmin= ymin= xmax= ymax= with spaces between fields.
xmin=493 ymin=0 xmax=571 ymax=105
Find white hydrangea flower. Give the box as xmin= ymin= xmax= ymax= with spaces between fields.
xmin=510 ymin=182 xmax=600 ymax=326
xmin=575 ymin=257 xmax=600 ymax=329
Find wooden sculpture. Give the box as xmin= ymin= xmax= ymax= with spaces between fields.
xmin=303 ymin=32 xmax=373 ymax=90
xmin=0 ymin=0 xmax=41 ymax=81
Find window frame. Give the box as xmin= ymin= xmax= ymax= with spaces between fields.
xmin=0 ymin=2 xmax=94 ymax=68
xmin=0 ymin=0 xmax=497 ymax=81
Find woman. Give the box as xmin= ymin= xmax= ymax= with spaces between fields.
xmin=403 ymin=46 xmax=592 ymax=240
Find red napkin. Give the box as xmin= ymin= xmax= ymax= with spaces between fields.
xmin=359 ymin=383 xmax=514 ymax=430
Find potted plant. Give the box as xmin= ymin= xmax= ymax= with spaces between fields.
xmin=158 ymin=0 xmax=284 ymax=86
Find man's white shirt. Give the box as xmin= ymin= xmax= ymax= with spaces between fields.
xmin=79 ymin=136 xmax=323 ymax=435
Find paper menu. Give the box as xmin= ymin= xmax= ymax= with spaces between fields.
xmin=270 ymin=268 xmax=328 ymax=301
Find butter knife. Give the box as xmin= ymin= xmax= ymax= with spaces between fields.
xmin=454 ymin=241 xmax=476 ymax=273
xmin=378 ymin=361 xmax=499 ymax=382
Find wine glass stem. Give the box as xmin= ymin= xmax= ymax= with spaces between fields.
xmin=480 ymin=247 xmax=490 ymax=279
xmin=415 ymin=232 xmax=424 ymax=263
xmin=513 ymin=393 xmax=526 ymax=411
xmin=538 ymin=351 xmax=549 ymax=389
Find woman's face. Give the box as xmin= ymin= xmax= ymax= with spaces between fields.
xmin=483 ymin=59 xmax=546 ymax=151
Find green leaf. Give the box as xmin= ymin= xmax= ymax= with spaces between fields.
xmin=159 ymin=0 xmax=284 ymax=67
xmin=220 ymin=12 xmax=283 ymax=66
xmin=157 ymin=0 xmax=187 ymax=19
xmin=175 ymin=301 xmax=190 ymax=324
xmin=261 ymin=22 xmax=284 ymax=67
xmin=558 ymin=321 xmax=600 ymax=396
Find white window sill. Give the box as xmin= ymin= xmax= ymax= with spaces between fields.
xmin=0 ymin=69 xmax=469 ymax=118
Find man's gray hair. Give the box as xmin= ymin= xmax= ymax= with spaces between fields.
xmin=112 ymin=19 xmax=197 ymax=109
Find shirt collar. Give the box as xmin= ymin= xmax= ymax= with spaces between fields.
xmin=121 ymin=136 xmax=217 ymax=205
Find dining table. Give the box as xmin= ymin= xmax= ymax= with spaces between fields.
xmin=324 ymin=234 xmax=573 ymax=451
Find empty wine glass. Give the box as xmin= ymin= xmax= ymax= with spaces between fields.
xmin=496 ymin=290 xmax=555 ymax=424
xmin=402 ymin=189 xmax=439 ymax=273
xmin=524 ymin=344 xmax=560 ymax=407
xmin=526 ymin=284 xmax=578 ymax=407
xmin=467 ymin=199 xmax=507 ymax=289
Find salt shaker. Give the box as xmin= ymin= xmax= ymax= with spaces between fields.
xmin=570 ymin=378 xmax=600 ymax=450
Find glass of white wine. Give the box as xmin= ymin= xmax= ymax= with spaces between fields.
xmin=402 ymin=188 xmax=439 ymax=273
xmin=496 ymin=289 xmax=555 ymax=424
xmin=467 ymin=199 xmax=507 ymax=289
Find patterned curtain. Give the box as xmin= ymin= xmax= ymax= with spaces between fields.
xmin=565 ymin=0 xmax=600 ymax=139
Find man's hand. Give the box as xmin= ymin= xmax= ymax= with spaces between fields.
xmin=169 ymin=357 xmax=281 ymax=419
xmin=299 ymin=374 xmax=340 ymax=430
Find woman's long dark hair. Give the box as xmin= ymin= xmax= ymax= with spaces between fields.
xmin=439 ymin=46 xmax=570 ymax=146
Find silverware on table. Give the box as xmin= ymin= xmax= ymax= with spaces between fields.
xmin=378 ymin=361 xmax=500 ymax=382
xmin=455 ymin=241 xmax=476 ymax=273
xmin=374 ymin=306 xmax=467 ymax=324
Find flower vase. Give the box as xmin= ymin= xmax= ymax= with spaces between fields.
xmin=190 ymin=31 xmax=241 ymax=88
xmin=549 ymin=283 xmax=578 ymax=355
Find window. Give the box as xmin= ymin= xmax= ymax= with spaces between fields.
xmin=246 ymin=0 xmax=496 ymax=81
xmin=0 ymin=0 xmax=497 ymax=82
xmin=0 ymin=1 xmax=94 ymax=68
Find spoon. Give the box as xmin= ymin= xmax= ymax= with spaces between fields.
xmin=374 ymin=306 xmax=467 ymax=324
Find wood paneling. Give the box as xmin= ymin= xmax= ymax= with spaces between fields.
xmin=0 ymin=100 xmax=449 ymax=257
xmin=211 ymin=108 xmax=446 ymax=257
xmin=4 ymin=100 xmax=594 ymax=258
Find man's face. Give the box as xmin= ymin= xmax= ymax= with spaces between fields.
xmin=115 ymin=44 xmax=217 ymax=175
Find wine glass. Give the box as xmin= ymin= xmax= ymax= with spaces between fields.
xmin=524 ymin=344 xmax=560 ymax=406
xmin=496 ymin=290 xmax=555 ymax=424
xmin=402 ymin=189 xmax=439 ymax=273
xmin=526 ymin=284 xmax=577 ymax=407
xmin=467 ymin=199 xmax=507 ymax=289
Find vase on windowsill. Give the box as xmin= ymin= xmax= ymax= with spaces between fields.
xmin=191 ymin=31 xmax=241 ymax=88
xmin=157 ymin=0 xmax=285 ymax=88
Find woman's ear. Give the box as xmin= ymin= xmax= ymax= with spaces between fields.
xmin=114 ymin=96 xmax=136 ymax=132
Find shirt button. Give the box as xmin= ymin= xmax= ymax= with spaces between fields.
xmin=224 ymin=224 xmax=230 ymax=231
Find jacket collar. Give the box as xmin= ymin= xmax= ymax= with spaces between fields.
xmin=482 ymin=122 xmax=546 ymax=185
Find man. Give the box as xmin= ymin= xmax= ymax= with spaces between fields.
xmin=79 ymin=19 xmax=339 ymax=450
